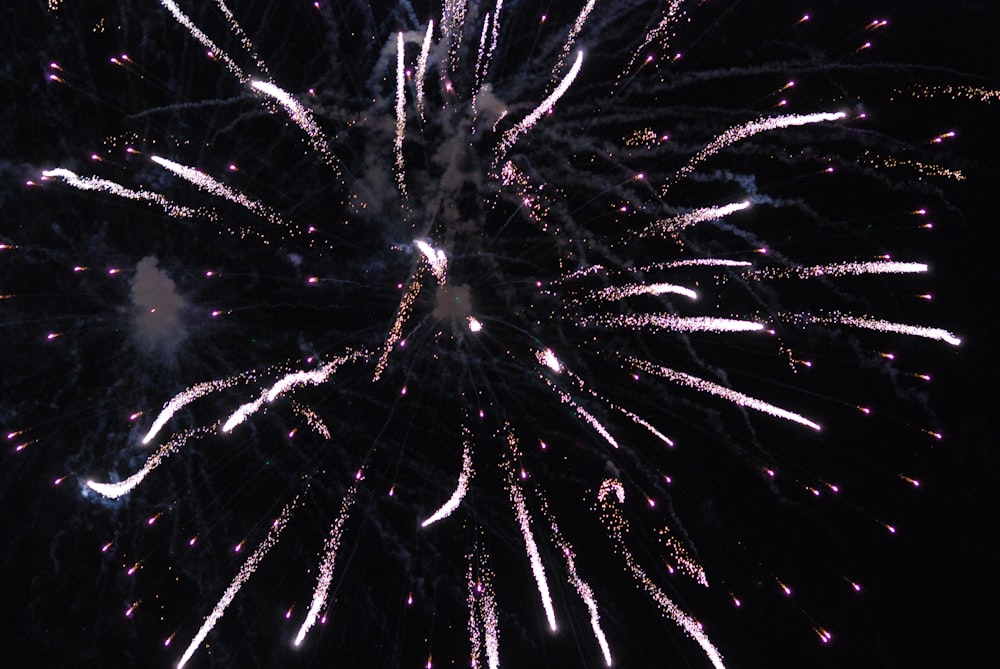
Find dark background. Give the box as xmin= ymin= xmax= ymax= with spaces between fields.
xmin=1 ymin=1 xmax=997 ymax=668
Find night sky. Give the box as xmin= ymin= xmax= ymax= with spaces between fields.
xmin=1 ymin=2 xmax=998 ymax=668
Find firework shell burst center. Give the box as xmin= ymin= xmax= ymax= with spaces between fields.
xmin=18 ymin=0 xmax=972 ymax=667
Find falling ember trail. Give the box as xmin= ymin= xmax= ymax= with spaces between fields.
xmin=176 ymin=498 xmax=298 ymax=668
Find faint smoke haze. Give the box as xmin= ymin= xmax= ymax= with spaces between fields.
xmin=130 ymin=256 xmax=186 ymax=352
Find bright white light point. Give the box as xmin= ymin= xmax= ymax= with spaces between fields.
xmin=538 ymin=349 xmax=562 ymax=373
xmin=468 ymin=317 xmax=483 ymax=332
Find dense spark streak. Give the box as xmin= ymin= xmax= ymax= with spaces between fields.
xmin=40 ymin=168 xmax=196 ymax=218
xmin=794 ymin=313 xmax=962 ymax=346
xmin=624 ymin=0 xmax=684 ymax=75
xmin=295 ymin=487 xmax=356 ymax=646
xmin=151 ymin=155 xmax=289 ymax=229
xmin=630 ymin=358 xmax=822 ymax=431
xmin=549 ymin=516 xmax=613 ymax=666
xmin=415 ymin=239 xmax=449 ymax=283
xmin=598 ymin=479 xmax=725 ymax=669
xmin=583 ymin=314 xmax=764 ymax=333
xmin=669 ymin=113 xmax=847 ymax=187
xmin=250 ymin=80 xmax=338 ymax=171
xmin=143 ymin=378 xmax=242 ymax=444
xmin=497 ymin=50 xmax=584 ymax=158
xmin=644 ymin=201 xmax=751 ymax=235
xmin=416 ymin=20 xmax=434 ymax=117
xmin=158 ymin=0 xmax=248 ymax=84
xmin=394 ymin=32 xmax=408 ymax=199
xmin=222 ymin=353 xmax=365 ymax=433
xmin=87 ymin=427 xmax=213 ymax=499
xmin=593 ymin=282 xmax=698 ymax=301
xmin=551 ymin=0 xmax=596 ymax=84
xmin=467 ymin=558 xmax=500 ymax=669
xmin=749 ymin=260 xmax=928 ymax=280
xmin=177 ymin=499 xmax=298 ymax=668
xmin=374 ymin=265 xmax=426 ymax=381
xmin=506 ymin=434 xmax=558 ymax=632
xmin=421 ymin=436 xmax=473 ymax=527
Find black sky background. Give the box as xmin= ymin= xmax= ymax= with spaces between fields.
xmin=1 ymin=1 xmax=998 ymax=668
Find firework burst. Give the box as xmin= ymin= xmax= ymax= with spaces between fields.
xmin=4 ymin=1 xmax=977 ymax=667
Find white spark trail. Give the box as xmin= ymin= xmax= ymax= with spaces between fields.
xmin=295 ymin=487 xmax=356 ymax=646
xmin=498 ymin=50 xmax=584 ymax=158
xmin=549 ymin=515 xmax=613 ymax=666
xmin=151 ymin=155 xmax=289 ymax=229
xmin=416 ymin=20 xmax=434 ymax=118
xmin=505 ymin=434 xmax=558 ymax=631
xmin=644 ymin=201 xmax=751 ymax=236
xmin=159 ymin=0 xmax=248 ymax=83
xmin=250 ymin=81 xmax=339 ymax=171
xmin=41 ymin=168 xmax=196 ymax=218
xmin=421 ymin=437 xmax=473 ymax=527
xmin=143 ymin=378 xmax=241 ymax=444
xmin=751 ymin=260 xmax=928 ymax=280
xmin=223 ymin=352 xmax=365 ymax=433
xmin=415 ymin=239 xmax=449 ymax=283
xmin=552 ymin=0 xmax=596 ymax=85
xmin=584 ymin=314 xmax=764 ymax=333
xmin=599 ymin=479 xmax=725 ymax=669
xmin=87 ymin=426 xmax=213 ymax=499
xmin=795 ymin=313 xmax=962 ymax=346
xmin=176 ymin=499 xmax=298 ymax=668
xmin=467 ymin=558 xmax=501 ymax=669
xmin=593 ymin=282 xmax=698 ymax=301
xmin=394 ymin=32 xmax=408 ymax=199
xmin=630 ymin=358 xmax=821 ymax=430
xmin=670 ymin=112 xmax=847 ymax=187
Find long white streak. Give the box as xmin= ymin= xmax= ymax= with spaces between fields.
xmin=41 ymin=168 xmax=196 ymax=218
xmin=623 ymin=0 xmax=684 ymax=76
xmin=88 ymin=427 xmax=211 ymax=499
xmin=394 ymin=32 xmax=408 ymax=198
xmin=797 ymin=313 xmax=962 ymax=346
xmin=467 ymin=558 xmax=500 ymax=669
xmin=598 ymin=479 xmax=724 ymax=669
xmin=250 ymin=80 xmax=337 ymax=171
xmin=584 ymin=314 xmax=764 ymax=333
xmin=645 ymin=259 xmax=753 ymax=270
xmin=671 ymin=112 xmax=846 ymax=187
xmin=421 ymin=437 xmax=473 ymax=527
xmin=552 ymin=0 xmax=596 ymax=85
xmin=374 ymin=265 xmax=425 ymax=381
xmin=151 ymin=155 xmax=288 ymax=227
xmin=159 ymin=0 xmax=248 ymax=84
xmin=630 ymin=358 xmax=821 ymax=430
xmin=504 ymin=441 xmax=557 ymax=631
xmin=223 ymin=353 xmax=364 ymax=433
xmin=751 ymin=260 xmax=928 ymax=280
xmin=295 ymin=487 xmax=356 ymax=646
xmin=416 ymin=20 xmax=434 ymax=118
xmin=593 ymin=282 xmax=698 ymax=301
xmin=177 ymin=499 xmax=298 ymax=668
xmin=644 ymin=201 xmax=751 ymax=236
xmin=415 ymin=239 xmax=448 ymax=283
xmin=498 ymin=50 xmax=584 ymax=158
xmin=549 ymin=518 xmax=612 ymax=666
xmin=212 ymin=0 xmax=269 ymax=75
xmin=144 ymin=378 xmax=240 ymax=444
xmin=510 ymin=480 xmax=557 ymax=631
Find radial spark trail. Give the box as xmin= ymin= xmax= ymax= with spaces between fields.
xmin=177 ymin=498 xmax=298 ymax=668
xmin=630 ymin=358 xmax=822 ymax=430
xmin=793 ymin=312 xmax=962 ymax=346
xmin=295 ymin=487 xmax=356 ymax=646
xmin=41 ymin=168 xmax=196 ymax=218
